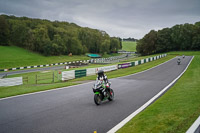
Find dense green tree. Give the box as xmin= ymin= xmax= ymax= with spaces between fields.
xmin=100 ymin=39 xmax=110 ymax=54
xmin=136 ymin=40 xmax=144 ymax=54
xmin=119 ymin=38 xmax=122 ymax=49
xmin=0 ymin=16 xmax=9 ymax=45
xmin=191 ymin=22 xmax=200 ymax=50
xmin=192 ymin=35 xmax=200 ymax=50
xmin=137 ymin=21 xmax=200 ymax=55
xmin=156 ymin=28 xmax=172 ymax=52
xmin=69 ymin=37 xmax=83 ymax=55
xmin=9 ymin=20 xmax=30 ymax=47
xmin=170 ymin=25 xmax=183 ymax=50
xmin=137 ymin=30 xmax=157 ymax=55
xmin=180 ymin=23 xmax=194 ymax=50
xmin=52 ymin=34 xmax=66 ymax=55
xmin=24 ymin=29 xmax=35 ymax=50
xmin=0 ymin=14 xmax=121 ymax=56
xmin=32 ymin=25 xmax=50 ymax=53
xmin=110 ymin=37 xmax=120 ymax=53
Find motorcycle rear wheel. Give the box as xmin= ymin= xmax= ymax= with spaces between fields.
xmin=94 ymin=94 xmax=102 ymax=105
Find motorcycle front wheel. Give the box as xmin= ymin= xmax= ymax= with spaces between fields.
xmin=108 ymin=89 xmax=114 ymax=101
xmin=94 ymin=94 xmax=102 ymax=105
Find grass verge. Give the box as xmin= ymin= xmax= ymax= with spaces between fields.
xmin=117 ymin=51 xmax=200 ymax=133
xmin=0 ymin=55 xmax=175 ymax=98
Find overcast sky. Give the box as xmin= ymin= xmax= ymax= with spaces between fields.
xmin=0 ymin=0 xmax=200 ymax=39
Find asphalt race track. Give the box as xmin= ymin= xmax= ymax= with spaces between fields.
xmin=0 ymin=56 xmax=193 ymax=133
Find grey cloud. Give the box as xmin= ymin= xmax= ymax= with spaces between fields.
xmin=0 ymin=0 xmax=200 ymax=39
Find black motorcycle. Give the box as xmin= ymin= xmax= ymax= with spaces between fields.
xmin=92 ymin=80 xmax=114 ymax=105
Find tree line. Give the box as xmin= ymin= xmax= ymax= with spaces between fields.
xmin=123 ymin=37 xmax=138 ymax=42
xmin=0 ymin=15 xmax=122 ymax=56
xmin=136 ymin=22 xmax=200 ymax=55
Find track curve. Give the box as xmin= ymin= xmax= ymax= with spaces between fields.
xmin=0 ymin=56 xmax=193 ymax=133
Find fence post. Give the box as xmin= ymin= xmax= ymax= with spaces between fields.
xmin=57 ymin=70 xmax=59 ymax=80
xmin=36 ymin=74 xmax=37 ymax=84
xmin=53 ymin=72 xmax=54 ymax=83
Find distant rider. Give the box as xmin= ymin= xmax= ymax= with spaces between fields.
xmin=177 ymin=57 xmax=181 ymax=65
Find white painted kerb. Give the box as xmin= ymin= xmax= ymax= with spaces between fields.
xmin=186 ymin=116 xmax=200 ymax=133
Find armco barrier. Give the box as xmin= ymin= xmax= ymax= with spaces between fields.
xmin=118 ymin=63 xmax=131 ymax=69
xmin=96 ymin=65 xmax=118 ymax=72
xmin=135 ymin=61 xmax=139 ymax=66
xmin=145 ymin=58 xmax=147 ymax=62
xmin=0 ymin=77 xmax=23 ymax=87
xmin=86 ymin=68 xmax=96 ymax=76
xmin=0 ymin=60 xmax=90 ymax=72
xmin=118 ymin=54 xmax=167 ymax=69
xmin=62 ymin=65 xmax=118 ymax=81
xmin=138 ymin=60 xmax=141 ymax=65
xmin=62 ymin=70 xmax=75 ymax=81
xmin=62 ymin=54 xmax=167 ymax=81
xmin=151 ymin=57 xmax=153 ymax=61
xmin=131 ymin=62 xmax=135 ymax=66
xmin=141 ymin=59 xmax=144 ymax=64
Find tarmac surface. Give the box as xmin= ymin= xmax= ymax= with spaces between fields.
xmin=0 ymin=56 xmax=192 ymax=133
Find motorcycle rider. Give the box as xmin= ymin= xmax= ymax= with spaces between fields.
xmin=97 ymin=70 xmax=110 ymax=96
xmin=177 ymin=57 xmax=181 ymax=65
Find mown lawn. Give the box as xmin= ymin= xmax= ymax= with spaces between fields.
xmin=117 ymin=51 xmax=200 ymax=133
xmin=0 ymin=46 xmax=124 ymax=69
xmin=121 ymin=41 xmax=137 ymax=52
xmin=0 ymin=46 xmax=90 ymax=69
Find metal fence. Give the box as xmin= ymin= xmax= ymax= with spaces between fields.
xmin=22 ymin=71 xmax=62 ymax=85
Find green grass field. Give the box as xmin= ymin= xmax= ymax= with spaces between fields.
xmin=117 ymin=51 xmax=200 ymax=133
xmin=0 ymin=46 xmax=122 ymax=69
xmin=121 ymin=41 xmax=137 ymax=52
xmin=0 ymin=42 xmax=138 ymax=69
xmin=0 ymin=46 xmax=91 ymax=69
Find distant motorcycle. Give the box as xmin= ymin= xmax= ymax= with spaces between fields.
xmin=183 ymin=55 xmax=185 ymax=59
xmin=177 ymin=58 xmax=181 ymax=65
xmin=92 ymin=80 xmax=114 ymax=105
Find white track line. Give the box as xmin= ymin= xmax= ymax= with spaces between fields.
xmin=107 ymin=56 xmax=194 ymax=133
xmin=186 ymin=115 xmax=200 ymax=133
xmin=0 ymin=56 xmax=174 ymax=101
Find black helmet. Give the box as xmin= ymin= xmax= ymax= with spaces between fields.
xmin=97 ymin=70 xmax=104 ymax=77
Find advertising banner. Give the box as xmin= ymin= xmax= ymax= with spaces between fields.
xmin=118 ymin=63 xmax=131 ymax=69
xmin=62 ymin=70 xmax=75 ymax=81
xmin=96 ymin=65 xmax=118 ymax=72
